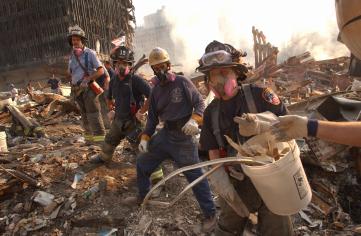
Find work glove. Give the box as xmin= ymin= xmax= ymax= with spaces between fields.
xmin=80 ymin=76 xmax=90 ymax=88
xmin=107 ymin=110 xmax=115 ymax=122
xmin=271 ymin=115 xmax=308 ymax=141
xmin=233 ymin=113 xmax=273 ymax=137
xmin=80 ymin=80 xmax=88 ymax=88
xmin=106 ymin=100 xmax=115 ymax=111
xmin=181 ymin=118 xmax=199 ymax=136
xmin=138 ymin=140 xmax=148 ymax=153
xmin=135 ymin=110 xmax=147 ymax=125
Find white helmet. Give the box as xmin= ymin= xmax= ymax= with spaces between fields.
xmin=67 ymin=25 xmax=87 ymax=46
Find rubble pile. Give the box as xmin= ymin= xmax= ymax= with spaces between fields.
xmin=0 ymin=86 xmax=359 ymax=235
xmin=0 ymin=91 xmax=208 ymax=235
xmin=0 ymin=27 xmax=361 ymax=235
xmin=289 ymin=90 xmax=361 ymax=235
xmin=249 ymin=26 xmax=352 ymax=105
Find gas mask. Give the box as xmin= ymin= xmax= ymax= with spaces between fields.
xmin=115 ymin=63 xmax=130 ymax=79
xmin=151 ymin=70 xmax=176 ymax=86
xmin=155 ymin=69 xmax=168 ymax=82
xmin=208 ymin=70 xmax=238 ymax=98
xmin=73 ymin=47 xmax=83 ymax=57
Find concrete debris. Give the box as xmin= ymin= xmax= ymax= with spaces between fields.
xmin=71 ymin=171 xmax=85 ymax=189
xmin=13 ymin=217 xmax=48 ymax=234
xmin=0 ymin=23 xmax=360 ymax=236
xmin=1 ymin=85 xmax=360 ymax=235
xmin=32 ymin=191 xmax=55 ymax=206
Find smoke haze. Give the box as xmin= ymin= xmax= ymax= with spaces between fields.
xmin=157 ymin=0 xmax=349 ymax=74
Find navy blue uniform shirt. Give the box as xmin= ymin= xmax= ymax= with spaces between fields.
xmin=108 ymin=74 xmax=151 ymax=120
xmin=200 ymin=85 xmax=288 ymax=151
xmin=144 ymin=75 xmax=205 ymax=137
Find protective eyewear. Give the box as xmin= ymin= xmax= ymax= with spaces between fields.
xmin=200 ymin=50 xmax=233 ymax=67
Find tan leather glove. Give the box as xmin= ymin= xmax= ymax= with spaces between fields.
xmin=135 ymin=110 xmax=147 ymax=124
xmin=271 ymin=115 xmax=308 ymax=141
xmin=106 ymin=99 xmax=115 ymax=111
xmin=233 ymin=113 xmax=273 ymax=137
xmin=107 ymin=110 xmax=115 ymax=122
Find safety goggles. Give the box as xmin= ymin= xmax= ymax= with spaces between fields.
xmin=200 ymin=50 xmax=233 ymax=67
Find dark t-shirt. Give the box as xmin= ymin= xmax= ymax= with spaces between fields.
xmin=200 ymin=85 xmax=288 ymax=152
xmin=47 ymin=78 xmax=59 ymax=90
xmin=108 ymin=74 xmax=151 ymax=120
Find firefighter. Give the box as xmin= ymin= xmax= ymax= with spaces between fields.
xmin=198 ymin=41 xmax=294 ymax=236
xmin=122 ymin=47 xmax=216 ymax=232
xmin=67 ymin=25 xmax=105 ymax=144
xmin=89 ymin=46 xmax=150 ymax=163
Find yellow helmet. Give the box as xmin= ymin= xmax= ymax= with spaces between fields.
xmin=148 ymin=47 xmax=170 ymax=66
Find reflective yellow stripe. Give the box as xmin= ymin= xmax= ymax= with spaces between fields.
xmin=24 ymin=127 xmax=31 ymax=136
xmin=93 ymin=135 xmax=105 ymax=142
xmin=33 ymin=127 xmax=43 ymax=132
xmin=84 ymin=135 xmax=93 ymax=141
xmin=150 ymin=168 xmax=164 ymax=180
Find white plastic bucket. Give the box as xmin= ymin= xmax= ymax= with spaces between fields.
xmin=0 ymin=131 xmax=8 ymax=152
xmin=241 ymin=140 xmax=312 ymax=216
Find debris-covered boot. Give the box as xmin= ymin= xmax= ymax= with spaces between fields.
xmin=121 ymin=196 xmax=143 ymax=206
xmin=214 ymin=224 xmax=237 ymax=236
xmin=88 ymin=153 xmax=107 ymax=164
xmin=88 ymin=142 xmax=114 ymax=164
xmin=202 ymin=214 xmax=217 ymax=233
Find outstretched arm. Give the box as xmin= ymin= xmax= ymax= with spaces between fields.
xmin=271 ymin=115 xmax=361 ymax=147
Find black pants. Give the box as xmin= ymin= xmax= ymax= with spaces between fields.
xmin=215 ymin=176 xmax=294 ymax=236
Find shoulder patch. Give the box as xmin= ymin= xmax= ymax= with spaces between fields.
xmin=262 ymin=88 xmax=280 ymax=105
